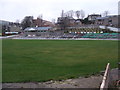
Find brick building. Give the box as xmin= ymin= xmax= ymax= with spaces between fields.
xmin=33 ymin=18 xmax=55 ymax=27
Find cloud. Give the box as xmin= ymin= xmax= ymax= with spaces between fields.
xmin=0 ymin=0 xmax=119 ymax=22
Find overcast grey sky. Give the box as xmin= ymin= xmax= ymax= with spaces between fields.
xmin=0 ymin=0 xmax=119 ymax=22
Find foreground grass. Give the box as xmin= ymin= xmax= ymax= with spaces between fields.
xmin=2 ymin=40 xmax=118 ymax=82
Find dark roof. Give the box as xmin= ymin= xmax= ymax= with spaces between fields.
xmin=96 ymin=15 xmax=118 ymax=20
xmin=88 ymin=14 xmax=101 ymax=16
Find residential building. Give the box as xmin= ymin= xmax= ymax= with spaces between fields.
xmin=57 ymin=17 xmax=82 ymax=29
xmin=0 ymin=20 xmax=21 ymax=35
xmin=75 ymin=19 xmax=82 ymax=26
xmin=88 ymin=14 xmax=101 ymax=21
xmin=95 ymin=15 xmax=119 ymax=28
xmin=88 ymin=14 xmax=101 ymax=23
xmin=33 ymin=18 xmax=55 ymax=27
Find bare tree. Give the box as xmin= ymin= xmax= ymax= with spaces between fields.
xmin=80 ymin=10 xmax=85 ymax=19
xmin=64 ymin=11 xmax=69 ymax=17
xmin=16 ymin=19 xmax=20 ymax=23
xmin=37 ymin=14 xmax=43 ymax=27
xmin=61 ymin=10 xmax=65 ymax=17
xmin=15 ymin=19 xmax=20 ymax=26
xmin=68 ymin=10 xmax=74 ymax=17
xmin=103 ymin=11 xmax=109 ymax=17
xmin=65 ymin=10 xmax=74 ymax=18
xmin=75 ymin=10 xmax=81 ymax=19
xmin=52 ymin=19 xmax=55 ymax=24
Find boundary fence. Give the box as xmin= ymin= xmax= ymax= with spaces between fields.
xmin=100 ymin=63 xmax=111 ymax=90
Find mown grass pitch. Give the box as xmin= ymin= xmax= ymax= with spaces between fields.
xmin=2 ymin=40 xmax=118 ymax=82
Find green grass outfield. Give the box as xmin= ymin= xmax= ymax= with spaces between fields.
xmin=2 ymin=40 xmax=118 ymax=82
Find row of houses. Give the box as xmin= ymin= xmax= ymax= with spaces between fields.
xmin=21 ymin=16 xmax=55 ymax=30
xmin=33 ymin=17 xmax=55 ymax=27
xmin=57 ymin=14 xmax=119 ymax=30
xmin=0 ymin=17 xmax=55 ymax=35
xmin=88 ymin=14 xmax=119 ymax=28
xmin=0 ymin=14 xmax=119 ymax=36
xmin=0 ymin=20 xmax=21 ymax=35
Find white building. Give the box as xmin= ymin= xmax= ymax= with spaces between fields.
xmin=24 ymin=27 xmax=52 ymax=37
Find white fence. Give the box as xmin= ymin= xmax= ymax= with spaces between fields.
xmin=100 ymin=63 xmax=111 ymax=90
xmin=99 ymin=25 xmax=120 ymax=32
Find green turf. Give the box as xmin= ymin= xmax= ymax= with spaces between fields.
xmin=2 ymin=40 xmax=118 ymax=82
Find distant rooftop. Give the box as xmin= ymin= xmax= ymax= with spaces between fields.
xmin=96 ymin=15 xmax=119 ymax=20
xmin=0 ymin=20 xmax=10 ymax=25
xmin=24 ymin=27 xmax=52 ymax=31
xmin=88 ymin=14 xmax=101 ymax=16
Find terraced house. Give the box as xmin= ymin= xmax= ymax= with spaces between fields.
xmin=95 ymin=15 xmax=120 ymax=28
xmin=0 ymin=20 xmax=21 ymax=35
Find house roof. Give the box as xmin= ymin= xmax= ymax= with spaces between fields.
xmin=88 ymin=14 xmax=101 ymax=17
xmin=37 ymin=27 xmax=52 ymax=30
xmin=96 ymin=15 xmax=118 ymax=20
xmin=24 ymin=27 xmax=36 ymax=31
xmin=24 ymin=27 xmax=52 ymax=31
xmin=96 ymin=17 xmax=109 ymax=20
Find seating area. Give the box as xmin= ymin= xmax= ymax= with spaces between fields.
xmin=81 ymin=33 xmax=120 ymax=39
